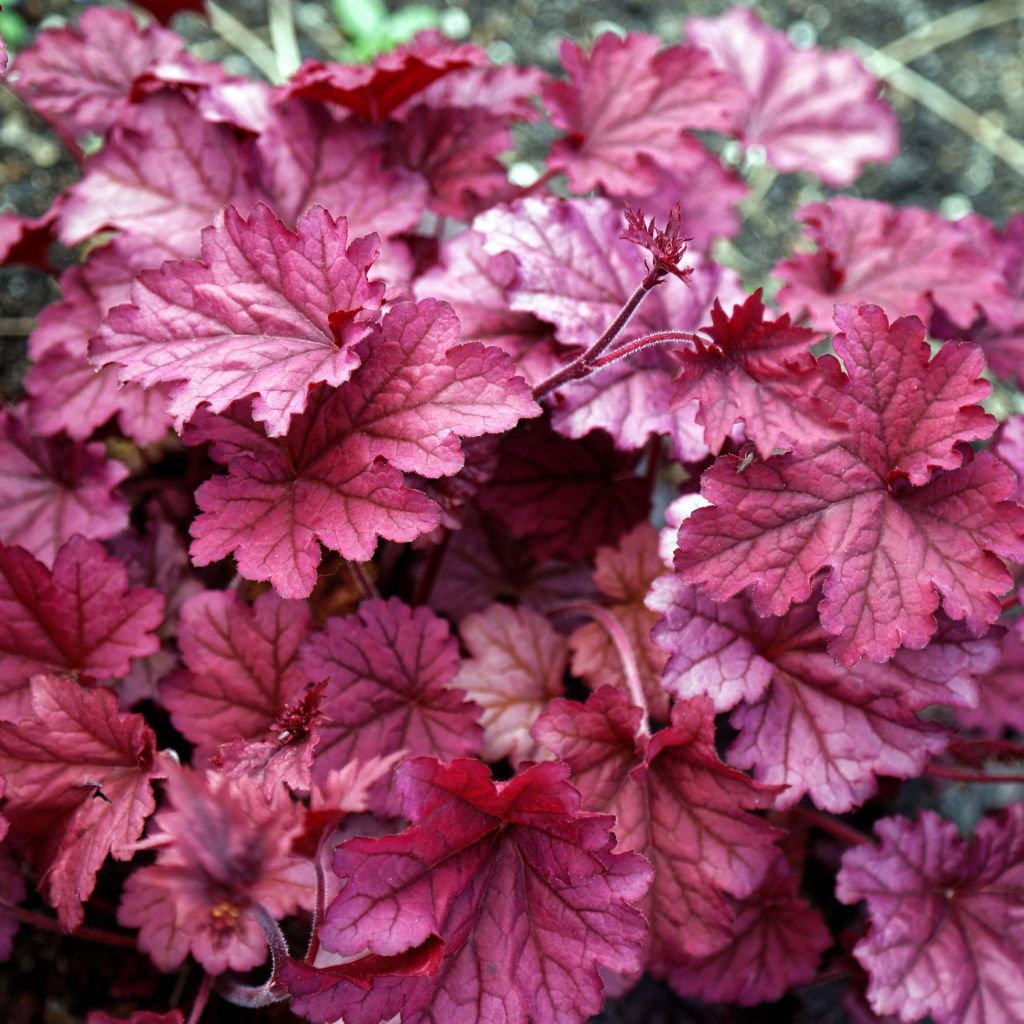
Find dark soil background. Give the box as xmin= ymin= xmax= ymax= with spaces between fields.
xmin=1 ymin=0 xmax=1022 ymax=1021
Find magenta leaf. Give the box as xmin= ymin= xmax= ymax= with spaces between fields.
xmin=676 ymin=304 xmax=1023 ymax=662
xmin=28 ymin=348 xmax=172 ymax=447
xmin=671 ymin=289 xmax=844 ymax=457
xmin=118 ymin=768 xmax=314 ymax=973
xmin=160 ymin=589 xmax=312 ymax=760
xmin=959 ymin=625 xmax=1024 ymax=736
xmin=255 ymin=101 xmax=428 ymax=235
xmin=474 ymin=196 xmax=743 ymax=456
xmin=569 ymin=523 xmax=670 ymax=720
xmin=837 ymin=808 xmax=1024 ymax=1024
xmin=931 ymin=213 xmax=1024 ymax=386
xmin=282 ymin=938 xmax=445 ymax=1024
xmin=452 ymin=603 xmax=568 ymax=764
xmin=647 ymin=577 xmax=1000 ymax=810
xmin=542 ymin=32 xmax=744 ymax=195
xmin=476 ymin=196 xmax=702 ymax=350
xmin=774 ymin=197 xmax=1011 ymax=331
xmin=426 ymin=509 xmax=595 ymax=623
xmin=414 ymin=229 xmax=555 ymax=359
xmin=95 ymin=203 xmax=384 ymax=436
xmin=299 ymin=598 xmax=482 ymax=811
xmin=666 ymin=855 xmax=831 ymax=1005
xmin=533 ymin=688 xmax=780 ymax=965
xmin=478 ymin=421 xmax=649 ymax=562
xmin=0 ymin=537 xmax=164 ymax=716
xmin=7 ymin=7 xmax=187 ymax=140
xmin=319 ymin=756 xmax=652 ymax=1024
xmin=285 ymin=32 xmax=486 ymax=121
xmin=686 ymin=7 xmax=898 ymax=185
xmin=186 ymin=299 xmax=537 ymax=597
xmin=0 ymin=408 xmax=130 ymax=564
xmin=59 ymin=92 xmax=259 ymax=256
xmin=0 ymin=675 xmax=166 ymax=929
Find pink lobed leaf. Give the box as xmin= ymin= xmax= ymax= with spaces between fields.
xmin=958 ymin=624 xmax=1024 ymax=736
xmin=0 ymin=675 xmax=166 ymax=929
xmin=671 ymin=288 xmax=844 ymax=457
xmin=774 ymin=197 xmax=1011 ymax=332
xmin=930 ymin=213 xmax=1024 ymax=386
xmin=425 ymin=509 xmax=596 ymax=623
xmin=666 ymin=854 xmax=831 ymax=1005
xmin=0 ymin=537 xmax=164 ymax=716
xmin=647 ymin=576 xmax=998 ymax=811
xmin=390 ymin=102 xmax=519 ymax=221
xmin=533 ymin=688 xmax=781 ymax=966
xmin=212 ymin=681 xmax=326 ymax=798
xmin=7 ymin=7 xmax=187 ymax=140
xmin=255 ymin=101 xmax=428 ymax=235
xmin=0 ymin=408 xmax=130 ymax=565
xmin=319 ymin=756 xmax=652 ymax=1024
xmin=686 ymin=7 xmax=898 ymax=185
xmin=95 ymin=203 xmax=384 ymax=437
xmin=542 ymin=32 xmax=744 ymax=195
xmin=414 ymin=229 xmax=555 ymax=360
xmin=452 ymin=603 xmax=568 ymax=765
xmin=675 ymin=304 xmax=1022 ymax=663
xmin=59 ymin=92 xmax=259 ymax=257
xmin=160 ymin=589 xmax=312 ymax=759
xmin=299 ymin=598 xmax=482 ymax=812
xmin=837 ymin=807 xmax=1024 ymax=1024
xmin=186 ymin=299 xmax=537 ymax=597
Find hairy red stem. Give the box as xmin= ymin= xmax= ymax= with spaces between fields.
xmin=531 ymin=268 xmax=663 ymax=401
xmin=304 ymin=840 xmax=329 ymax=964
xmin=591 ymin=329 xmax=704 ymax=368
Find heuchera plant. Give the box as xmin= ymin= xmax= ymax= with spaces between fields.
xmin=2 ymin=4 xmax=1024 ymax=1022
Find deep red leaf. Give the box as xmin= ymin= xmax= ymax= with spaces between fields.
xmin=0 ymin=675 xmax=166 ymax=929
xmin=0 ymin=537 xmax=164 ymax=716
xmin=319 ymin=757 xmax=652 ymax=1024
xmin=675 ymin=304 xmax=1023 ymax=662
xmin=285 ymin=32 xmax=486 ymax=121
xmin=300 ymin=598 xmax=481 ymax=811
xmin=533 ymin=688 xmax=780 ymax=966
